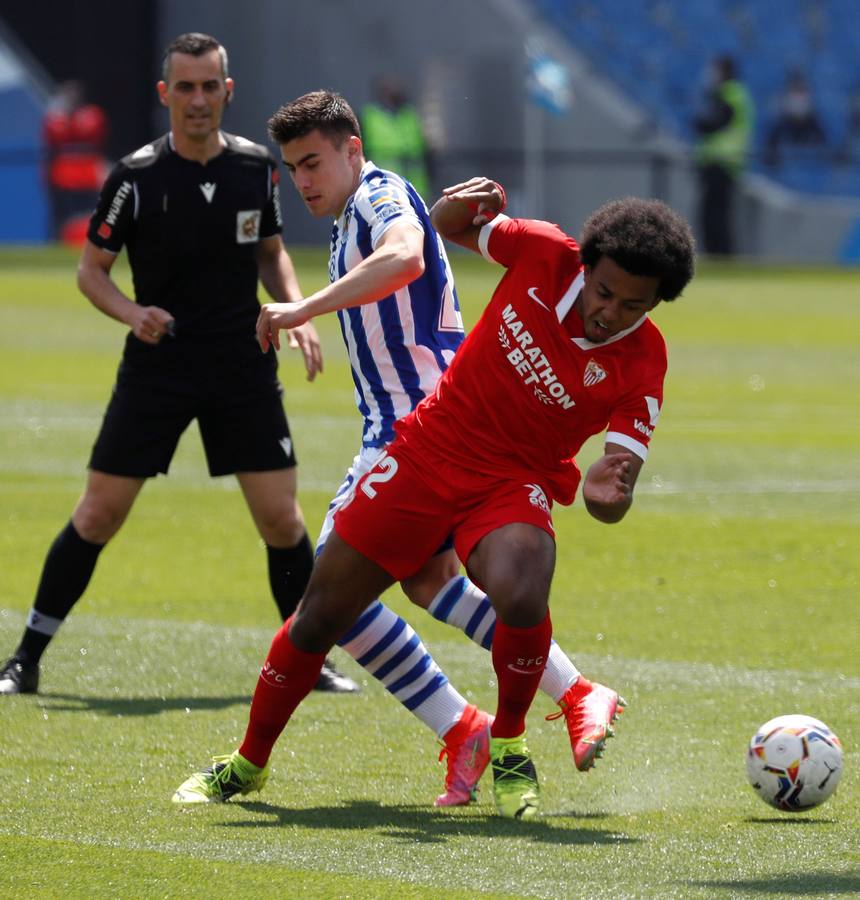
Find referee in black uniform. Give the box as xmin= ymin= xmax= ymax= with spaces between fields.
xmin=0 ymin=33 xmax=357 ymax=695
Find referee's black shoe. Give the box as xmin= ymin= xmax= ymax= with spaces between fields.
xmin=314 ymin=658 xmax=359 ymax=693
xmin=0 ymin=656 xmax=39 ymax=695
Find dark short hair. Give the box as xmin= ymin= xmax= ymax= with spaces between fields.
xmin=162 ymin=33 xmax=228 ymax=82
xmin=580 ymin=198 xmax=696 ymax=302
xmin=268 ymin=90 xmax=361 ymax=147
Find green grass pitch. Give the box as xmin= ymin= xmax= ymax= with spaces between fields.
xmin=0 ymin=245 xmax=857 ymax=899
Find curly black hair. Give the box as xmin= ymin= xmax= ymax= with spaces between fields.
xmin=580 ymin=198 xmax=696 ymax=301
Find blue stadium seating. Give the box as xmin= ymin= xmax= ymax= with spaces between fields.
xmin=532 ymin=0 xmax=860 ymax=197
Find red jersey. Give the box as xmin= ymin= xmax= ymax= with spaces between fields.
xmin=395 ymin=215 xmax=668 ymax=506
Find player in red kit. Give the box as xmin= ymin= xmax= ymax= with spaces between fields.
xmin=175 ymin=176 xmax=696 ymax=819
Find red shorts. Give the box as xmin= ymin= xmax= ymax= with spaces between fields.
xmin=333 ymin=439 xmax=556 ymax=581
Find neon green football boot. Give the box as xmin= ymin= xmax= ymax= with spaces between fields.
xmin=490 ymin=733 xmax=540 ymax=819
xmin=172 ymin=750 xmax=269 ymax=804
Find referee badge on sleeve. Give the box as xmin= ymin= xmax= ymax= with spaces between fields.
xmin=236 ymin=209 xmax=261 ymax=243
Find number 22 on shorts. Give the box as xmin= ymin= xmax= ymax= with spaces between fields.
xmin=361 ymin=453 xmax=399 ymax=498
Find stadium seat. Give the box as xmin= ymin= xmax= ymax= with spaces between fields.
xmin=530 ymin=0 xmax=860 ymax=197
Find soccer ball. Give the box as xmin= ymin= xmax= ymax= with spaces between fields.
xmin=745 ymin=714 xmax=843 ymax=812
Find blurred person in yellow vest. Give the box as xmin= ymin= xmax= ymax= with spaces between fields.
xmin=692 ymin=56 xmax=754 ymax=256
xmin=361 ymin=74 xmax=431 ymax=199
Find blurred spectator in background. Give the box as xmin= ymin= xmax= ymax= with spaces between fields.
xmin=43 ymin=79 xmax=109 ymax=243
xmin=765 ymin=70 xmax=827 ymax=167
xmin=361 ymin=74 xmax=431 ymax=198
xmin=692 ymin=55 xmax=754 ymax=256
xmin=838 ymin=82 xmax=860 ymax=164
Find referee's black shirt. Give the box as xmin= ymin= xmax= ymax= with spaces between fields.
xmin=87 ymin=131 xmax=283 ymax=364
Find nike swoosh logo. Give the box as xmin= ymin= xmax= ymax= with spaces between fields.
xmin=507 ymin=664 xmax=544 ymax=674
xmin=527 ymin=286 xmax=550 ymax=310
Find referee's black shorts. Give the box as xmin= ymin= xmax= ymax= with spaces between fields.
xmin=89 ymin=344 xmax=298 ymax=478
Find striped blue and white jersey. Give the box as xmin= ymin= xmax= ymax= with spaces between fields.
xmin=329 ymin=161 xmax=464 ymax=448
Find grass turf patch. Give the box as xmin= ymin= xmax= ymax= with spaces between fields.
xmin=0 ymin=247 xmax=857 ymax=898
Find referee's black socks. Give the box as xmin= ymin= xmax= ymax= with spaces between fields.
xmin=267 ymin=533 xmax=315 ymax=621
xmin=15 ymin=520 xmax=105 ymax=664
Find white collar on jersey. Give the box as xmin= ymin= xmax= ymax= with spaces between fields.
xmin=554 ymin=269 xmax=649 ymax=350
xmin=334 ymin=161 xmax=377 ymax=227
xmin=555 ymin=270 xmax=583 ymax=322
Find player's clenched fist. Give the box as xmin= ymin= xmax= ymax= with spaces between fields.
xmin=442 ymin=177 xmax=507 ymax=226
xmin=582 ymin=452 xmax=634 ymax=523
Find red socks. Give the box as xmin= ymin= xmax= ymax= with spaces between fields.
xmin=490 ymin=613 xmax=552 ymax=738
xmin=238 ymin=618 xmax=326 ymax=768
xmin=238 ymin=613 xmax=551 ymax=765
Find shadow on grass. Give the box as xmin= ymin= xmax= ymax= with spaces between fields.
xmin=690 ymin=870 xmax=860 ymax=895
xmin=221 ymin=800 xmax=638 ymax=845
xmin=744 ymin=816 xmax=838 ymax=825
xmin=543 ymin=810 xmax=614 ymax=821
xmin=35 ymin=692 xmax=250 ymax=717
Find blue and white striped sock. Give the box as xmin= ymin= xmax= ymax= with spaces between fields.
xmin=427 ymin=575 xmax=581 ymax=703
xmin=427 ymin=575 xmax=495 ymax=649
xmin=337 ymin=600 xmax=468 ymax=739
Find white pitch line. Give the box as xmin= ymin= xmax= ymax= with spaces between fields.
xmin=0 ymin=476 xmax=346 ymax=494
xmin=637 ymin=478 xmax=860 ymax=496
xmin=1 ymin=609 xmax=856 ymax=693
xmin=2 ymin=476 xmax=859 ymax=496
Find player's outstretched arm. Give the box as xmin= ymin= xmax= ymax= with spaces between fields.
xmin=430 ymin=177 xmax=506 ymax=253
xmin=256 ymin=220 xmax=424 ymax=352
xmin=77 ymin=239 xmax=174 ymax=345
xmin=582 ymin=445 xmax=645 ymax=524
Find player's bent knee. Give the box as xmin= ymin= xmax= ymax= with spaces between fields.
xmin=403 ymin=582 xmax=436 ymax=610
xmin=72 ymin=502 xmax=127 ymax=544
xmin=490 ymin=589 xmax=549 ymax=628
xmin=402 ymin=550 xmax=460 ymax=609
xmin=481 ymin=551 xmax=552 ymax=595
xmin=474 ymin=547 xmax=553 ymax=627
xmin=255 ymin=506 xmax=307 ymax=547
